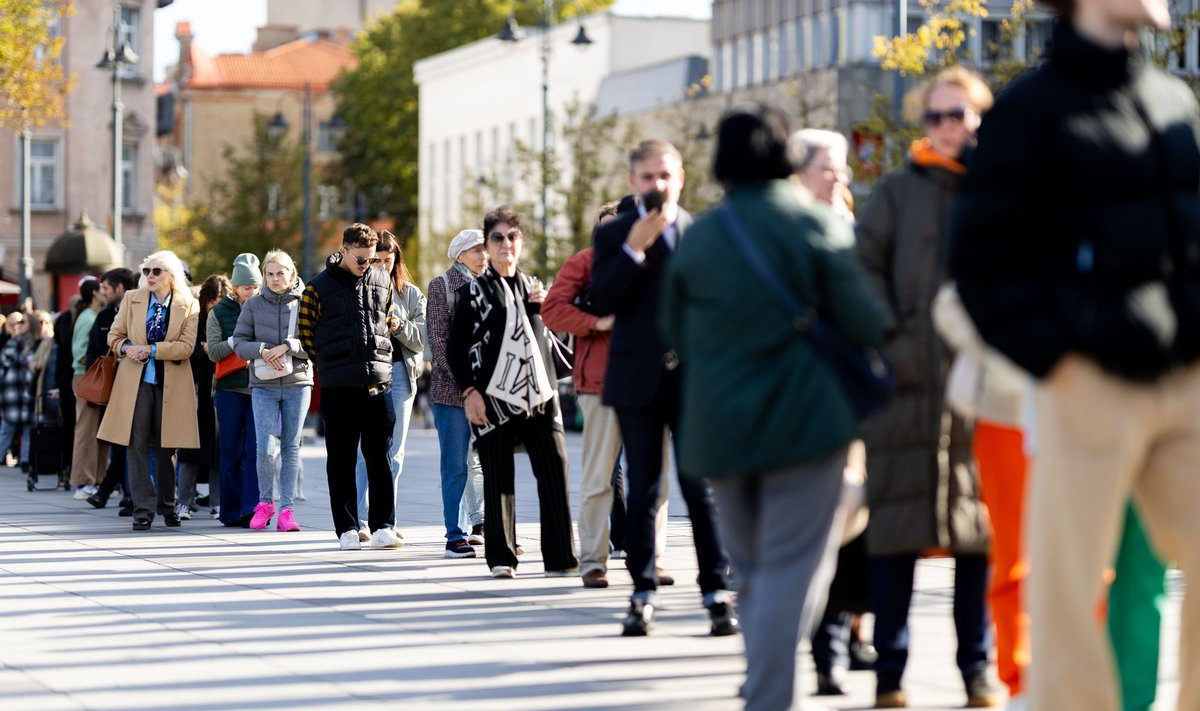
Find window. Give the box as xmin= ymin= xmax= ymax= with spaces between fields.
xmin=750 ymin=32 xmax=762 ymax=84
xmin=122 ymin=142 xmax=137 ymax=211
xmin=317 ymin=185 xmax=339 ymax=219
xmin=19 ymin=138 xmax=61 ymax=209
xmin=317 ymin=122 xmax=338 ymax=152
xmin=832 ymin=11 xmax=842 ymax=65
xmin=1026 ymin=20 xmax=1051 ymax=61
xmin=117 ymin=5 xmax=141 ymax=76
xmin=981 ymin=20 xmax=1005 ymax=64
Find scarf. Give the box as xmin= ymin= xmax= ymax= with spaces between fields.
xmin=483 ymin=276 xmax=554 ymax=415
xmin=910 ymin=138 xmax=967 ymax=175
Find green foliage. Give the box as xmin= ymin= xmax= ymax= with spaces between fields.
xmin=164 ymin=115 xmax=305 ymax=281
xmin=333 ymin=0 xmax=615 ymax=285
xmin=0 ymin=0 xmax=74 ymax=129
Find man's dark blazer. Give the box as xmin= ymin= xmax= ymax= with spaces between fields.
xmin=590 ymin=205 xmax=692 ymax=410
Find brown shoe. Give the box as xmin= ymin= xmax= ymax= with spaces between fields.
xmin=874 ymin=689 xmax=907 ymax=708
xmin=582 ymin=570 xmax=609 ymax=588
xmin=656 ymin=567 xmax=675 ymax=586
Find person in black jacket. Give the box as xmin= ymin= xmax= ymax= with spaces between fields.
xmin=85 ymin=268 xmax=136 ymax=513
xmin=590 ymin=139 xmax=737 ymax=638
xmin=950 ymin=3 xmax=1200 ymax=709
xmin=52 ymin=297 xmax=78 ymax=474
xmin=298 ymin=223 xmax=400 ymax=550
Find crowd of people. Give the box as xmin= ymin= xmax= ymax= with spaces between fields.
xmin=11 ymin=0 xmax=1198 ymax=708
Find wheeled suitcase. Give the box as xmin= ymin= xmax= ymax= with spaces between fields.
xmin=26 ymin=393 xmax=68 ymax=492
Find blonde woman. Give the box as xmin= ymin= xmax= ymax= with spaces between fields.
xmin=230 ymin=249 xmax=313 ymax=531
xmin=98 ymin=251 xmax=199 ymax=531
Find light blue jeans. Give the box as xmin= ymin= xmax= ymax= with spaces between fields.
xmin=459 ymin=436 xmax=485 ymax=531
xmin=251 ymin=385 xmax=311 ymax=511
xmin=431 ymin=402 xmax=485 ymax=542
xmin=356 ymin=364 xmax=415 ymax=528
xmin=0 ymin=419 xmax=31 ymax=465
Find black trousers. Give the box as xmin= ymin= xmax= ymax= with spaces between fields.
xmin=129 ymin=382 xmax=176 ymax=521
xmin=616 ymin=389 xmax=729 ymax=595
xmin=320 ymin=385 xmax=395 ymax=536
xmin=476 ymin=412 xmax=577 ymax=572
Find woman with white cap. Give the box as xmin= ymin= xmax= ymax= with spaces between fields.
xmin=426 ymin=229 xmax=488 ymax=559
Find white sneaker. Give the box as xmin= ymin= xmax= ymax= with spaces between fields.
xmin=491 ymin=565 xmax=514 ymax=578
xmin=210 ymin=506 xmax=220 ymax=519
xmin=545 ymin=567 xmax=579 ymax=578
xmin=370 ymin=528 xmax=403 ymax=549
xmin=72 ymin=487 xmax=91 ymax=500
xmin=357 ymin=526 xmax=371 ymax=542
xmin=338 ymin=531 xmax=362 ymax=550
xmin=82 ymin=484 xmax=99 ymax=495
xmin=174 ymin=503 xmax=192 ymax=520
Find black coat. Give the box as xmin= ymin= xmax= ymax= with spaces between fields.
xmin=952 ymin=22 xmax=1200 ymax=382
xmin=590 ymin=206 xmax=692 ymax=410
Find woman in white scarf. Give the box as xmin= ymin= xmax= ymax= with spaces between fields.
xmin=447 ymin=206 xmax=579 ymax=579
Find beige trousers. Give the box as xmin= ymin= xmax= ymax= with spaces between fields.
xmin=1028 ymin=357 xmax=1200 ymax=711
xmin=71 ymin=375 xmax=109 ymax=487
xmin=577 ymin=393 xmax=668 ymax=575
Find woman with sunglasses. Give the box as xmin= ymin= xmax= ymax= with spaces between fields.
xmin=854 ymin=66 xmax=999 ymax=708
xmin=446 ymin=206 xmax=578 ymax=578
xmin=206 ymin=254 xmax=262 ymax=528
xmin=230 ymin=249 xmax=312 ymax=532
xmin=97 ymin=251 xmax=200 ymax=531
xmin=351 ymin=231 xmax=426 ymax=541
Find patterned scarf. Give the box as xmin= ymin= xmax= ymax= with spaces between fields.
xmin=147 ymin=299 xmax=168 ymax=343
xmin=483 ymin=277 xmax=553 ymax=415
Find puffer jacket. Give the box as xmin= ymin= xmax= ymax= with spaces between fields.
xmin=855 ymin=142 xmax=991 ymax=557
xmin=389 ymin=284 xmax=427 ymax=393
xmin=230 ymin=278 xmax=313 ymax=388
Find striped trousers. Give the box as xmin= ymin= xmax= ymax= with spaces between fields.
xmin=476 ymin=411 xmax=578 ymax=573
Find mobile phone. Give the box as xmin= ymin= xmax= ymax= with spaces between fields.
xmin=641 ymin=190 xmax=664 ymax=212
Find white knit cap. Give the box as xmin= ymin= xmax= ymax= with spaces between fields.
xmin=447 ymin=229 xmax=485 ymax=261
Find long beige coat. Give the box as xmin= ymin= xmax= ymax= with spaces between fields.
xmin=97 ymin=288 xmax=200 ymax=448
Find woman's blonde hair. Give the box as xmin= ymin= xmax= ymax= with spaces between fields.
xmin=902 ymin=65 xmax=995 ymax=125
xmin=138 ymin=250 xmax=193 ymax=301
xmin=262 ymin=249 xmax=299 ymax=288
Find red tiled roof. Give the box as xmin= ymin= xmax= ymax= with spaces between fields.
xmin=185 ymin=38 xmax=356 ymax=92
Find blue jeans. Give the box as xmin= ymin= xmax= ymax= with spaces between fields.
xmin=432 ymin=403 xmax=480 ymax=542
xmin=458 ymin=438 xmax=485 ymax=531
xmin=215 ymin=390 xmax=258 ymax=524
xmin=0 ymin=419 xmax=31 ymax=465
xmin=355 ymin=366 xmax=415 ymax=528
xmin=252 ymin=385 xmax=311 ymax=511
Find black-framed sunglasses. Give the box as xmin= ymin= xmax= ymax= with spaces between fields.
xmin=142 ymin=267 xmax=164 ymax=277
xmin=488 ymin=230 xmax=522 ymax=243
xmin=922 ymin=108 xmax=968 ymax=127
xmin=342 ymin=251 xmax=370 ymax=266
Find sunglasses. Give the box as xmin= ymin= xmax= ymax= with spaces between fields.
xmin=923 ymin=108 xmax=968 ymax=127
xmin=488 ymin=230 xmax=522 ymax=244
xmin=343 ymin=251 xmax=370 ymax=266
xmin=142 ymin=267 xmax=164 ymax=277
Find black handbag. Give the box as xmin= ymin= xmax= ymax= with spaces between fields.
xmin=549 ymin=333 xmax=574 ymax=380
xmin=718 ymin=204 xmax=894 ymax=418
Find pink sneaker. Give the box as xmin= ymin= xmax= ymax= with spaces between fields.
xmin=276 ymin=508 xmax=300 ymax=532
xmin=249 ymin=502 xmax=275 ymax=530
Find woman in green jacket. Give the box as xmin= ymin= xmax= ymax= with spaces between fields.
xmin=661 ymin=103 xmax=887 ymax=711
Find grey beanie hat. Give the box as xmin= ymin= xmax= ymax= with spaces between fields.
xmin=231 ymin=253 xmax=263 ymax=287
xmin=447 ymin=229 xmax=485 ymax=261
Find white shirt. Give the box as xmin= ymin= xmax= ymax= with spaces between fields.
xmin=621 ymin=202 xmax=680 ymax=264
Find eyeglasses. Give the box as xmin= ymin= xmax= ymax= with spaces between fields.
xmin=923 ymin=108 xmax=968 ymax=127
xmin=142 ymin=267 xmax=164 ymax=277
xmin=343 ymin=252 xmax=370 ymax=266
xmin=488 ymin=230 xmax=522 ymax=244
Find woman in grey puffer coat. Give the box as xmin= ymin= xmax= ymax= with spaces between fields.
xmin=230 ymin=249 xmax=313 ymax=532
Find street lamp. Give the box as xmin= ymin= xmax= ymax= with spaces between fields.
xmin=266 ymin=82 xmax=331 ymax=280
xmin=96 ymin=4 xmax=139 ymax=258
xmin=498 ymin=1 xmax=592 ymax=272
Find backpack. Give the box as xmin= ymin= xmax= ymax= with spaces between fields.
xmin=422 ymin=274 xmax=457 ymax=362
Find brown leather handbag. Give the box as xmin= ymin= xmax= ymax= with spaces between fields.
xmin=77 ymin=349 xmax=117 ymax=405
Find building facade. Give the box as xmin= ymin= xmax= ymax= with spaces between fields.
xmin=413 ymin=13 xmax=710 ymax=279
xmin=0 ymin=0 xmax=164 ymax=307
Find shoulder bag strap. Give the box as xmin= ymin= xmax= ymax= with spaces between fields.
xmin=718 ymin=203 xmax=816 ymax=333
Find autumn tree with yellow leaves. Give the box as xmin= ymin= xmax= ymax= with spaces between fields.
xmin=0 ymin=0 xmax=75 ymax=130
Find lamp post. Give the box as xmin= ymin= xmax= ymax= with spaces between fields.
xmin=498 ymin=1 xmax=592 ymax=272
xmin=268 ymin=82 xmax=331 ymax=280
xmin=96 ymin=4 xmax=139 ymax=253
xmin=18 ymin=122 xmax=31 ymax=303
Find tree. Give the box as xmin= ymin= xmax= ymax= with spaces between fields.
xmin=873 ymin=0 xmax=990 ymax=76
xmin=162 ymin=115 xmax=305 ymax=280
xmin=0 ymin=0 xmax=74 ymax=130
xmin=333 ymin=0 xmax=614 ymax=285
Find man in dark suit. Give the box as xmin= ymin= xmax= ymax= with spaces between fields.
xmin=591 ymin=139 xmax=738 ymax=637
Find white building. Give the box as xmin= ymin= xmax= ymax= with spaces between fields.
xmin=413 ymin=13 xmax=709 ymax=277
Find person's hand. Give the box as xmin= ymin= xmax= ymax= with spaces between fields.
xmin=594 ymin=315 xmax=615 ymax=331
xmin=464 ymin=389 xmax=488 ymax=426
xmin=527 ymin=282 xmax=547 ymax=304
xmin=387 ymin=314 xmax=401 ymax=333
xmin=264 ymin=344 xmax=289 ymax=369
xmin=1047 ymin=353 xmax=1085 ymax=386
xmin=47 ymin=388 xmax=60 ymax=399
xmin=202 ymin=342 xmax=209 ymax=355
xmin=127 ymin=345 xmax=152 ymax=362
xmin=625 ymin=209 xmax=669 ymax=253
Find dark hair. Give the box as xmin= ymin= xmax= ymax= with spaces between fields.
xmin=342 ymin=222 xmax=378 ymax=248
xmin=198 ymin=274 xmax=232 ymax=316
xmin=628 ymin=139 xmax=682 ymax=173
xmin=376 ymin=230 xmax=414 ymax=293
xmin=595 ymin=201 xmax=620 ymax=224
xmin=712 ymin=103 xmax=793 ymax=186
xmin=79 ymin=279 xmax=100 ymax=306
xmin=101 ymin=267 xmax=136 ymax=292
xmin=1040 ymin=0 xmax=1073 ymax=19
xmin=483 ymin=206 xmax=524 ymax=237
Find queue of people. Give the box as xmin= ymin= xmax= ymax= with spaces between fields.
xmin=19 ymin=3 xmax=1198 ymax=707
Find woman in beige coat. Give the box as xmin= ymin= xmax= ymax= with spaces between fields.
xmin=98 ymin=250 xmax=199 ymax=531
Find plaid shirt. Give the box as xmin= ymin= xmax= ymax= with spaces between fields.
xmin=426 ymin=267 xmax=473 ymax=407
